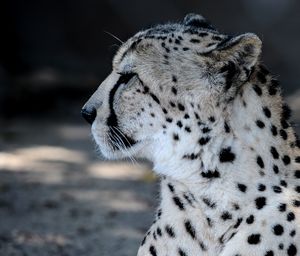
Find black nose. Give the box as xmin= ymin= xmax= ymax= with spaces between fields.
xmin=81 ymin=107 xmax=97 ymax=124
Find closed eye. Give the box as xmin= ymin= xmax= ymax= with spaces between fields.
xmin=117 ymin=72 xmax=137 ymax=84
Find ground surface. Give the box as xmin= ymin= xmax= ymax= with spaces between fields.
xmin=0 ymin=117 xmax=157 ymax=256
xmin=0 ymin=93 xmax=299 ymax=256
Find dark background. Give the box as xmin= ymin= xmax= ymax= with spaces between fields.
xmin=0 ymin=0 xmax=300 ymax=119
xmin=0 ymin=1 xmax=299 ymax=256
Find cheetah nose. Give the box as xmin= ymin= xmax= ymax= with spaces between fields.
xmin=81 ymin=107 xmax=97 ymax=124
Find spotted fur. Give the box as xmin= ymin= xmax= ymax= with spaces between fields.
xmin=83 ymin=13 xmax=300 ymax=256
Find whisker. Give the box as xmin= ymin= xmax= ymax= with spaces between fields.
xmin=110 ymin=127 xmax=138 ymax=165
xmin=110 ymin=126 xmax=138 ymax=165
xmin=104 ymin=30 xmax=124 ymax=44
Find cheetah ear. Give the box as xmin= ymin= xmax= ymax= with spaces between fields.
xmin=183 ymin=13 xmax=218 ymax=31
xmin=216 ymin=33 xmax=262 ymax=71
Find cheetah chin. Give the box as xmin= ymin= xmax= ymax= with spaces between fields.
xmin=82 ymin=13 xmax=300 ymax=256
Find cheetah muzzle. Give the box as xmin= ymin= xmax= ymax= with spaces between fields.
xmin=82 ymin=13 xmax=300 ymax=256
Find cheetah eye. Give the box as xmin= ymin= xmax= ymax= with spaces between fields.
xmin=117 ymin=72 xmax=137 ymax=85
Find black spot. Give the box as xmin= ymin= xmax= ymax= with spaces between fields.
xmin=170 ymin=101 xmax=176 ymax=107
xmin=174 ymin=39 xmax=181 ymax=44
xmin=162 ymin=108 xmax=168 ymax=114
xmin=212 ymin=35 xmax=223 ymax=41
xmin=295 ymin=186 xmax=300 ymax=193
xmin=171 ymin=86 xmax=177 ymax=95
xmin=224 ymin=122 xmax=230 ymax=133
xmin=273 ymin=165 xmax=279 ymax=174
xmin=165 ymin=225 xmax=175 ymax=238
xmin=206 ymin=217 xmax=212 ymax=227
xmin=287 ymin=212 xmax=295 ymax=222
xmin=173 ymin=133 xmax=179 ymax=141
xmin=265 ymin=250 xmax=274 ymax=256
xmin=233 ymin=203 xmax=240 ymax=210
xmin=199 ymin=137 xmax=211 ymax=145
xmin=202 ymin=197 xmax=216 ymax=208
xmin=143 ymin=86 xmax=149 ymax=94
xmin=153 ymin=231 xmax=157 ymax=240
xmin=247 ymin=234 xmax=261 ymax=244
xmin=281 ymin=119 xmax=289 ymax=129
xmin=282 ymin=104 xmax=291 ymax=120
xmin=183 ymin=153 xmax=199 ymax=160
xmin=184 ymin=114 xmax=190 ymax=119
xmin=293 ymin=200 xmax=300 ymax=207
xmin=270 ymin=146 xmax=279 ymax=159
xmin=150 ymin=93 xmax=160 ymax=105
xmin=167 ymin=183 xmax=175 ymax=193
xmin=271 ymin=125 xmax=278 ymax=136
xmin=278 ymin=203 xmax=286 ymax=212
xmin=290 ymin=230 xmax=296 ymax=237
xmin=178 ymin=248 xmax=187 ymax=256
xmin=199 ymin=241 xmax=207 ymax=251
xmin=199 ymin=32 xmax=209 ymax=37
xmin=220 ymin=61 xmax=236 ymax=91
xmin=257 ymin=71 xmax=267 ymax=83
xmin=184 ymin=127 xmax=191 ymax=133
xmin=280 ymin=129 xmax=288 ymax=140
xmin=178 ymin=103 xmax=185 ymax=111
xmin=256 ymin=120 xmax=265 ymax=128
xmin=149 ymin=245 xmax=157 ymax=256
xmin=280 ymin=180 xmax=287 ymax=187
xmin=256 ymin=156 xmax=264 ymax=168
xmin=202 ymin=127 xmax=211 ymax=133
xmin=272 ymin=186 xmax=282 ymax=193
xmin=253 ymin=84 xmax=262 ymax=96
xmin=246 ymin=215 xmax=254 ymax=224
xmin=201 ymin=169 xmax=220 ymax=178
xmin=295 ymin=156 xmax=300 ymax=163
xmin=295 ymin=170 xmax=300 ymax=178
xmin=237 ymin=183 xmax=247 ymax=192
xmin=258 ymin=184 xmax=266 ymax=191
xmin=219 ymin=147 xmax=235 ymax=163
xmin=176 ymin=120 xmax=183 ymax=128
xmin=234 ymin=218 xmax=243 ymax=228
xmin=156 ymin=227 xmax=162 ymax=237
xmin=255 ymin=197 xmax=266 ymax=209
xmin=282 ymin=155 xmax=291 ymax=165
xmin=184 ymin=220 xmax=196 ymax=239
xmin=209 ymin=116 xmax=215 ymax=122
xmin=173 ymin=197 xmax=185 ymax=210
xmin=269 ymin=80 xmax=279 ymax=95
xmin=141 ymin=235 xmax=146 ymax=246
xmin=221 ymin=211 xmax=232 ymax=221
xmin=190 ymin=38 xmax=200 ymax=43
xmin=206 ymin=42 xmax=215 ymax=47
xmin=157 ymin=208 xmax=162 ymax=218
xmin=287 ymin=244 xmax=297 ymax=256
xmin=183 ymin=193 xmax=194 ymax=205
xmin=273 ymin=224 xmax=284 ymax=235
xmin=279 ymin=243 xmax=284 ymax=250
xmin=166 ymin=117 xmax=173 ymax=123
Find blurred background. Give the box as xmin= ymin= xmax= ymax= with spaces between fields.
xmin=0 ymin=0 xmax=299 ymax=255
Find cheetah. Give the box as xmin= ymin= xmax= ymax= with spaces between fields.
xmin=82 ymin=14 xmax=300 ymax=256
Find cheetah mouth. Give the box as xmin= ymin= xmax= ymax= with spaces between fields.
xmin=108 ymin=126 xmax=137 ymax=151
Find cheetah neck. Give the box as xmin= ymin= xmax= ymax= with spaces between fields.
xmin=154 ymin=67 xmax=300 ymax=249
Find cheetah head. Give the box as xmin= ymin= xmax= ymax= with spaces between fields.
xmin=82 ymin=14 xmax=262 ymax=179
